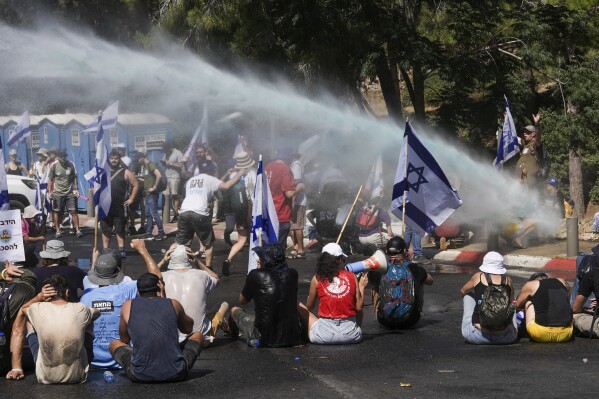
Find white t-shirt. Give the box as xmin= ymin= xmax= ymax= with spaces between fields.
xmin=121 ymin=155 xmax=132 ymax=168
xmin=162 ymin=268 xmax=218 ymax=340
xmin=290 ymin=160 xmax=306 ymax=206
xmin=180 ymin=174 xmax=222 ymax=216
xmin=27 ymin=302 xmax=92 ymax=384
xmin=162 ymin=148 xmax=184 ymax=179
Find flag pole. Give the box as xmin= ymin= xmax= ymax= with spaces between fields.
xmin=258 ymin=155 xmax=263 ymax=247
xmin=401 ymin=119 xmax=409 ymax=236
xmin=336 ymin=185 xmax=363 ymax=244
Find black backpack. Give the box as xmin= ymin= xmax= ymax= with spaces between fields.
xmin=228 ymin=178 xmax=248 ymax=212
xmin=155 ymin=165 xmax=168 ymax=193
xmin=478 ymin=273 xmax=515 ymax=331
xmin=0 ymin=281 xmax=16 ymax=331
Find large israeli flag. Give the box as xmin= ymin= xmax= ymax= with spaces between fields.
xmin=493 ymin=96 xmax=520 ymax=169
xmin=7 ymin=111 xmax=31 ymax=148
xmin=248 ymin=156 xmax=279 ymax=272
xmin=84 ymin=117 xmax=112 ymax=220
xmin=84 ymin=101 xmax=119 ymax=132
xmin=391 ymin=122 xmax=462 ymax=236
xmin=364 ymin=154 xmax=383 ymax=199
xmin=0 ymin=137 xmax=10 ymax=211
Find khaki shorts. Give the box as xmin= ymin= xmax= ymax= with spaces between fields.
xmin=167 ymin=177 xmax=180 ymax=196
xmin=291 ymin=205 xmax=306 ymax=230
xmin=526 ymin=321 xmax=573 ymax=343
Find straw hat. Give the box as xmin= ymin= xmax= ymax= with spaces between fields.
xmin=234 ymin=151 xmax=255 ymax=169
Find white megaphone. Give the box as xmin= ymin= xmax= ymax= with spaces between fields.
xmin=345 ymin=250 xmax=388 ymax=274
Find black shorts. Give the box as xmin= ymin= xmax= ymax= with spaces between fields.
xmin=100 ymin=206 xmax=126 ymax=236
xmin=176 ymin=211 xmax=215 ymax=246
xmin=113 ymin=340 xmax=201 ymax=383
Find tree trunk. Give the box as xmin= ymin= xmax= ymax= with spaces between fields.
xmin=569 ymin=148 xmax=585 ymax=219
xmin=375 ymin=49 xmax=403 ymax=123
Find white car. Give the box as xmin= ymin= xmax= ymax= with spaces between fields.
xmin=7 ymin=175 xmax=38 ymax=212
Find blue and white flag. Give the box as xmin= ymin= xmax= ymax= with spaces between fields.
xmin=248 ymin=156 xmax=279 ymax=272
xmin=391 ymin=122 xmax=462 ymax=236
xmin=493 ymin=96 xmax=519 ymax=169
xmin=7 ymin=111 xmax=31 ymax=148
xmin=183 ymin=105 xmax=208 ymax=173
xmin=84 ymin=101 xmax=119 ymax=132
xmin=84 ymin=117 xmax=112 ymax=219
xmin=365 ymin=155 xmax=383 ymax=199
xmin=0 ymin=137 xmax=10 ymax=211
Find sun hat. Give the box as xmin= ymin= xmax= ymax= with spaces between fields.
xmin=168 ymin=245 xmax=193 ymax=270
xmin=102 ymin=248 xmax=123 ymax=268
xmin=88 ymin=254 xmax=124 ymax=285
xmin=39 ymin=240 xmax=70 ymax=259
xmin=252 ymin=244 xmax=287 ymax=268
xmin=479 ymin=251 xmax=506 ymax=275
xmin=36 ymin=148 xmax=48 ymax=157
xmin=22 ymin=205 xmax=41 ymax=219
xmin=234 ymin=151 xmax=255 ymax=169
xmin=322 ymin=242 xmax=348 ymax=258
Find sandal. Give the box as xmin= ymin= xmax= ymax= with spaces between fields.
xmin=287 ymin=251 xmax=306 ymax=259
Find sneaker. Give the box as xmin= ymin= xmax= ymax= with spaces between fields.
xmin=128 ymin=226 xmax=137 ymax=235
xmin=143 ymin=234 xmax=154 ymax=240
xmin=154 ymin=234 xmax=167 ymax=241
xmin=137 ymin=226 xmax=147 ymax=234
xmin=224 ymin=233 xmax=233 ymax=247
xmin=75 ymin=230 xmax=83 ymax=238
xmin=222 ymin=259 xmax=231 ymax=277
xmin=55 ymin=230 xmax=63 ymax=238
xmin=170 ymin=215 xmax=178 ymax=223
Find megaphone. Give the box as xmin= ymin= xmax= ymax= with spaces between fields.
xmin=345 ymin=250 xmax=388 ymax=274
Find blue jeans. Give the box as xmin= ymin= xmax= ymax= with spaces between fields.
xmin=145 ymin=193 xmax=164 ymax=235
xmin=404 ymin=225 xmax=423 ymax=256
xmin=461 ymin=295 xmax=517 ymax=345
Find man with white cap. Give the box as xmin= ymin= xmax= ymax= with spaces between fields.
xmin=459 ymin=251 xmax=517 ymax=344
xmin=80 ymin=239 xmax=162 ymax=368
xmin=160 ymin=244 xmax=228 ymax=342
xmin=115 ymin=143 xmax=131 ymax=168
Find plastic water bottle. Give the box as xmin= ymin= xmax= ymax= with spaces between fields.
xmin=103 ymin=370 xmax=115 ymax=383
xmin=516 ymin=311 xmax=525 ymax=327
xmin=249 ymin=339 xmax=260 ymax=348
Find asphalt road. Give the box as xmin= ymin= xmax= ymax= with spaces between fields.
xmin=1 ymin=230 xmax=596 ymax=399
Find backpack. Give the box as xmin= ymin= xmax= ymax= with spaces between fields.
xmin=229 ymin=178 xmax=248 ymax=212
xmin=378 ymin=261 xmax=415 ymax=321
xmin=155 ymin=166 xmax=168 ymax=193
xmin=478 ymin=273 xmax=515 ymax=331
xmin=355 ymin=205 xmax=380 ymax=231
xmin=0 ymin=281 xmax=16 ymax=331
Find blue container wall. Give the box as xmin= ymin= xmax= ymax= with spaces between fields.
xmin=63 ymin=123 xmax=91 ymax=211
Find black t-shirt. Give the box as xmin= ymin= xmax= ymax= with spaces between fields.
xmin=241 ymin=267 xmax=302 ymax=347
xmin=34 ymin=265 xmax=86 ymax=302
xmin=372 ymin=262 xmax=428 ymax=328
xmin=1 ymin=282 xmax=36 ymax=373
xmin=578 ymin=269 xmax=599 ymax=299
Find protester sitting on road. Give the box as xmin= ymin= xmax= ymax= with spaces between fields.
xmin=21 ymin=205 xmax=45 ymax=268
xmin=369 ymin=236 xmax=433 ymax=329
xmin=298 ymin=243 xmax=365 ymax=344
xmin=1 ymin=264 xmax=37 ymax=376
xmin=515 ymin=272 xmax=573 ymax=343
xmin=159 ymin=244 xmax=229 ymax=343
xmin=80 ymin=239 xmax=162 ymax=369
xmin=34 ymin=240 xmax=85 ymax=302
xmin=83 ymin=248 xmax=132 ymax=290
xmin=460 ymin=251 xmax=517 ymax=345
xmin=229 ymin=244 xmax=303 ymax=347
xmin=571 ymin=244 xmax=599 ymax=338
xmin=109 ymin=273 xmax=204 ymax=383
xmin=7 ymin=275 xmax=100 ymax=383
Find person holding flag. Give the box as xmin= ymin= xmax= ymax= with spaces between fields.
xmin=493 ymin=96 xmax=520 ymax=170
xmin=391 ymin=122 xmax=462 ymax=242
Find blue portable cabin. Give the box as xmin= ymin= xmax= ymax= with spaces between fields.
xmin=0 ymin=118 xmax=30 ymax=170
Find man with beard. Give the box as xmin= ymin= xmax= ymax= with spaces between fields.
xmin=100 ymin=150 xmax=139 ymax=257
xmin=48 ymin=149 xmax=82 ymax=238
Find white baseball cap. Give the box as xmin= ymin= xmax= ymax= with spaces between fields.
xmin=322 ymin=243 xmax=347 ymax=257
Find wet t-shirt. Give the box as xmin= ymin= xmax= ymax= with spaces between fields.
xmin=241 ymin=267 xmax=302 ymax=347
xmin=180 ymin=174 xmax=222 ymax=216
xmin=27 ymin=302 xmax=92 ymax=384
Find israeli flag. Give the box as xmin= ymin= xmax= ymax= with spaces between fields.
xmin=84 ymin=101 xmax=119 ymax=132
xmin=493 ymin=96 xmax=520 ymax=169
xmin=0 ymin=137 xmax=10 ymax=211
xmin=365 ymin=154 xmax=384 ymax=199
xmin=84 ymin=117 xmax=112 ymax=220
xmin=248 ymin=156 xmax=279 ymax=272
xmin=7 ymin=111 xmax=31 ymax=148
xmin=391 ymin=122 xmax=462 ymax=236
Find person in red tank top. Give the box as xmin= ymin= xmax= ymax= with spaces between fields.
xmin=298 ymin=243 xmax=367 ymax=344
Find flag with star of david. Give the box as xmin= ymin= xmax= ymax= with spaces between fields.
xmin=248 ymin=156 xmax=279 ymax=272
xmin=493 ymin=96 xmax=519 ymax=169
xmin=84 ymin=116 xmax=112 ymax=220
xmin=391 ymin=122 xmax=462 ymax=235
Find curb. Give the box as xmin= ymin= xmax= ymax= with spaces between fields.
xmin=432 ymin=250 xmax=575 ymax=272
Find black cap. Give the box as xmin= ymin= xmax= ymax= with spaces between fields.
xmin=386 ymin=236 xmax=407 ymax=255
xmin=252 ymin=244 xmax=287 ymax=269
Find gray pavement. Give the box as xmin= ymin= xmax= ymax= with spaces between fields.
xmin=2 ymin=228 xmax=598 ymax=398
